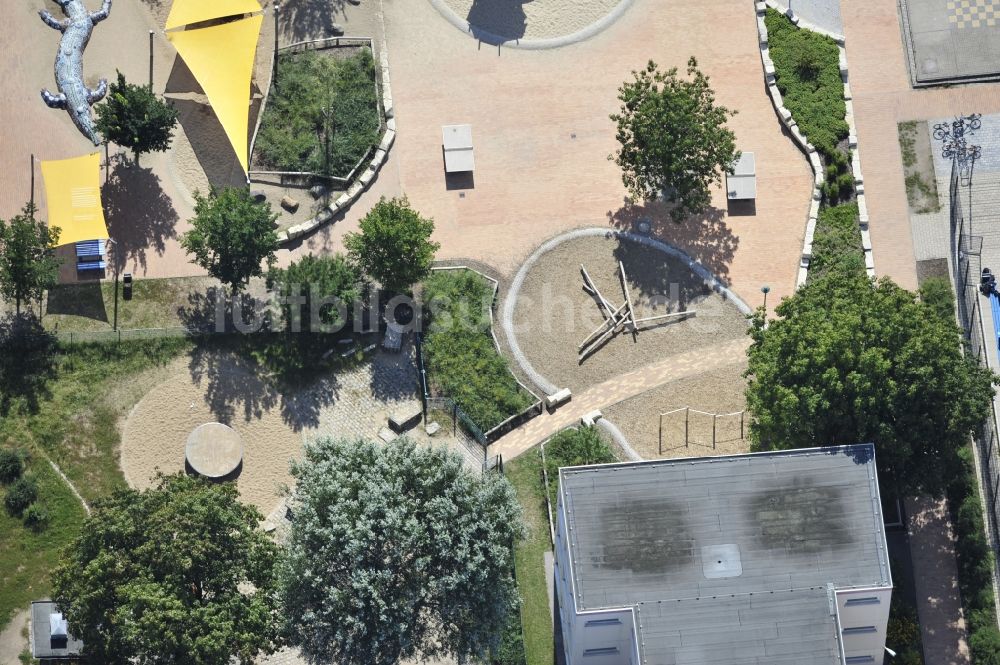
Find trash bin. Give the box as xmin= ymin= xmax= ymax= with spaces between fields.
xmin=123 ymin=273 xmax=133 ymax=301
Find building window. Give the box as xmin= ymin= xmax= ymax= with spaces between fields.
xmin=844 ymin=597 xmax=881 ymax=606
xmin=844 ymin=657 xmax=875 ymax=664
xmin=585 ymin=619 xmax=622 ymax=627
xmin=583 ymin=647 xmax=620 ymax=656
xmin=842 ymin=626 xmax=878 ymax=635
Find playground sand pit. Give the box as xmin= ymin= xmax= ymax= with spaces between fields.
xmin=510 ymin=235 xmax=748 ymax=393
xmin=603 ymin=362 xmax=749 ymax=460
xmin=121 ymin=355 xmax=302 ymax=514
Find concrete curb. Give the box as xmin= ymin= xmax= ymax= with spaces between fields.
xmin=500 ymin=227 xmax=753 ymax=400
xmin=425 ymin=0 xmax=636 ymax=50
xmin=756 ymin=0 xmax=875 ymax=285
xmin=596 ymin=418 xmax=643 ymax=461
xmin=277 ymin=41 xmax=396 ymax=245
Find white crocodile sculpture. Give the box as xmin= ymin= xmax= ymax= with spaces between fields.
xmin=39 ymin=0 xmax=112 ymax=145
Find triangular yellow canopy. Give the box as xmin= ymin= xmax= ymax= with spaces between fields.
xmin=40 ymin=153 xmax=109 ymax=247
xmin=165 ymin=0 xmax=262 ymax=31
xmin=168 ymin=15 xmax=263 ymax=173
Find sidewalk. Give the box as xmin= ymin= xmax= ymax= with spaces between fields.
xmin=905 ymin=496 xmax=971 ymax=665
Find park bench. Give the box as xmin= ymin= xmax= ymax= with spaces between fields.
xmin=76 ymin=260 xmax=106 ymax=272
xmin=442 ymin=124 xmax=475 ymax=173
xmin=75 ymin=239 xmax=107 ymax=272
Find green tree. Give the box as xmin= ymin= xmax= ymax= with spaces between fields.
xmin=95 ymin=71 xmax=179 ymax=163
xmin=281 ymin=437 xmax=524 ymax=665
xmin=181 ymin=188 xmax=279 ymax=295
xmin=344 ymin=196 xmax=439 ymax=294
xmin=542 ymin=426 xmax=617 ymax=507
xmin=746 ymin=270 xmax=995 ymax=496
xmin=267 ymin=253 xmax=360 ymax=332
xmin=0 ymin=204 xmax=60 ymax=314
xmin=610 ymin=58 xmax=738 ymax=222
xmin=52 ymin=474 xmax=281 ymax=665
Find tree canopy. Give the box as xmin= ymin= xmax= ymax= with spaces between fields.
xmin=52 ymin=474 xmax=282 ymax=665
xmin=745 ymin=269 xmax=995 ymax=496
xmin=281 ymin=437 xmax=523 ymax=665
xmin=95 ymin=71 xmax=179 ymax=162
xmin=0 ymin=204 xmax=60 ymax=314
xmin=344 ymin=196 xmax=439 ymax=294
xmin=610 ymin=58 xmax=738 ymax=222
xmin=181 ymin=188 xmax=279 ymax=295
xmin=267 ymin=253 xmax=360 ymax=332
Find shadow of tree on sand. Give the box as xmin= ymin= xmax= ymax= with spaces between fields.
xmin=103 ymin=161 xmax=179 ymax=275
xmin=467 ymin=0 xmax=527 ymax=44
xmin=607 ymin=199 xmax=739 ymax=287
xmin=279 ymin=0 xmax=348 ymax=43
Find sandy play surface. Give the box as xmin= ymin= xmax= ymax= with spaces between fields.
xmin=603 ymin=362 xmax=749 ymax=461
xmin=510 ymin=235 xmax=748 ymax=393
xmin=121 ymin=356 xmax=302 ymax=514
xmin=440 ymin=0 xmax=624 ymax=41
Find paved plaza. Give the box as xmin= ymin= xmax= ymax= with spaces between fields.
xmin=901 ymin=0 xmax=1000 ymax=84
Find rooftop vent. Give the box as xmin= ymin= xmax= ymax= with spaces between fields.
xmin=701 ymin=544 xmax=742 ymax=579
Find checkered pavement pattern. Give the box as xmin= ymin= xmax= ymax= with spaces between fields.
xmin=948 ymin=0 xmax=1000 ymax=29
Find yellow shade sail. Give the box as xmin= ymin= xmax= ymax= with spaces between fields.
xmin=40 ymin=153 xmax=109 ymax=247
xmin=165 ymin=0 xmax=262 ymax=31
xmin=168 ymin=15 xmax=263 ymax=173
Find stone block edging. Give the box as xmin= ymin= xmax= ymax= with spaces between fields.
xmin=277 ymin=43 xmax=397 ymax=244
xmin=756 ymin=0 xmax=875 ymax=286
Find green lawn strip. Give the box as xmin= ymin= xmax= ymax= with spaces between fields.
xmin=0 ymin=338 xmax=190 ymax=506
xmin=505 ymin=451 xmax=555 ymax=665
xmin=0 ymin=455 xmax=84 ymax=627
xmin=808 ymin=203 xmax=864 ymax=281
xmin=44 ymin=276 xmax=212 ymax=333
xmin=422 ymin=270 xmax=535 ymax=433
xmin=255 ymin=49 xmax=380 ymax=176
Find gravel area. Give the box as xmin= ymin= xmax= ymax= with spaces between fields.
xmin=602 ymin=363 xmax=749 ymax=461
xmin=510 ymin=235 xmax=748 ymax=393
xmin=439 ymin=0 xmax=624 ymax=41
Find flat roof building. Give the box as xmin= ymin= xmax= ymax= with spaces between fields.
xmin=30 ymin=601 xmax=84 ymax=661
xmin=553 ymin=444 xmax=891 ymax=665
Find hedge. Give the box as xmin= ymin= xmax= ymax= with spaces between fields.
xmin=422 ymin=270 xmax=535 ymax=432
xmin=808 ymin=203 xmax=864 ymax=280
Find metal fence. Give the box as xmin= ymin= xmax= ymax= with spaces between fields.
xmin=948 ymin=157 xmax=1000 ymax=619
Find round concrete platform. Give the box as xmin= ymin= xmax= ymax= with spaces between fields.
xmin=185 ymin=422 xmax=243 ymax=479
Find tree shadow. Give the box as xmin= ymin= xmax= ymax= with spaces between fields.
xmin=278 ymin=0 xmax=348 ymax=43
xmin=369 ymin=340 xmax=419 ymax=403
xmin=609 ymin=239 xmax=714 ymax=308
xmin=467 ymin=0 xmax=527 ymax=44
xmin=606 ymin=198 xmax=738 ymax=286
xmin=0 ymin=313 xmax=58 ymax=416
xmin=187 ymin=340 xmax=281 ymax=424
xmin=103 ymin=162 xmax=179 ymax=275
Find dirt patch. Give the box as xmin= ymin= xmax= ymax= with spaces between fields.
xmin=0 ymin=610 xmax=28 ymax=665
xmin=603 ymin=362 xmax=748 ymax=460
xmin=121 ymin=356 xmax=303 ymax=515
xmin=898 ymin=121 xmax=941 ymax=215
xmin=510 ymin=235 xmax=747 ymax=393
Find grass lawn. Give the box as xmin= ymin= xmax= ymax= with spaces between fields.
xmin=0 ymin=338 xmax=190 ymax=629
xmin=505 ymin=451 xmax=555 ymax=665
xmin=43 ymin=276 xmax=215 ymax=334
xmin=0 ymin=455 xmax=84 ymax=628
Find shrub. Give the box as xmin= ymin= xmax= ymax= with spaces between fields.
xmin=542 ymin=426 xmax=617 ymax=508
xmin=808 ymin=203 xmax=864 ymax=280
xmin=4 ymin=475 xmax=38 ymax=517
xmin=919 ymin=277 xmax=956 ymax=323
xmin=255 ymin=50 xmax=380 ymax=176
xmin=22 ymin=503 xmax=48 ymax=531
xmin=422 ymin=270 xmax=534 ymax=432
xmin=765 ymin=9 xmax=848 ymax=160
xmin=0 ymin=448 xmax=25 ymax=484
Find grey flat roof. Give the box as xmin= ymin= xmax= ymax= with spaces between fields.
xmin=637 ymin=586 xmax=841 ymax=665
xmin=560 ymin=445 xmax=889 ymax=610
xmin=31 ymin=601 xmax=84 ymax=659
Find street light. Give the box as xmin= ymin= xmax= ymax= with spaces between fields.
xmin=761 ymin=285 xmax=770 ymax=312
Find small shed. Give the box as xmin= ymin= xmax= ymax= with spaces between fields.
xmin=726 ymin=151 xmax=757 ymax=200
xmin=442 ymin=124 xmax=475 ymax=173
xmin=30 ymin=601 xmax=84 ymax=660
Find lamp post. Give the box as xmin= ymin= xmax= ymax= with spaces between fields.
xmin=761 ymin=285 xmax=770 ymax=312
xmin=149 ymin=30 xmax=154 ymax=88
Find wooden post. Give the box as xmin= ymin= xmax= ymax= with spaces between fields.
xmin=105 ymin=142 xmax=110 ymax=184
xmin=740 ymin=411 xmax=745 ymax=440
xmin=452 ymin=402 xmax=457 ymax=436
xmin=685 ymin=407 xmax=689 ymax=448
xmin=658 ymin=413 xmax=662 ymax=454
xmin=712 ymin=414 xmax=717 ymax=449
xmin=273 ymin=3 xmax=280 ymax=88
